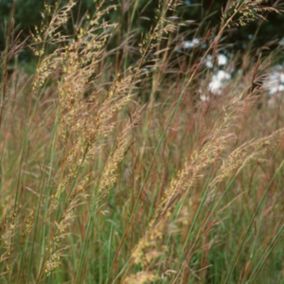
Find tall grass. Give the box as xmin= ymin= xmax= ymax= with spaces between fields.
xmin=0 ymin=0 xmax=284 ymax=283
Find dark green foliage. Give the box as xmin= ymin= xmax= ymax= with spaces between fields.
xmin=0 ymin=0 xmax=283 ymax=55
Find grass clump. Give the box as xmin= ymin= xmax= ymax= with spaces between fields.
xmin=0 ymin=0 xmax=284 ymax=283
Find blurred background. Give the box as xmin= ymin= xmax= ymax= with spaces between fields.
xmin=1 ymin=0 xmax=284 ymax=100
xmin=1 ymin=0 xmax=283 ymax=58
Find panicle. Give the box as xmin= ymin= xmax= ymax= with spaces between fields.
xmin=223 ymin=0 xmax=279 ymax=28
xmin=209 ymin=127 xmax=284 ymax=190
xmin=124 ymin=271 xmax=159 ymax=284
xmin=128 ymin=97 xmax=244 ymax=274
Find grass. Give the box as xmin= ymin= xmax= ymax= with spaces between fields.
xmin=0 ymin=0 xmax=284 ymax=283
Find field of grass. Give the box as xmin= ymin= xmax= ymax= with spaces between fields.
xmin=0 ymin=1 xmax=284 ymax=283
